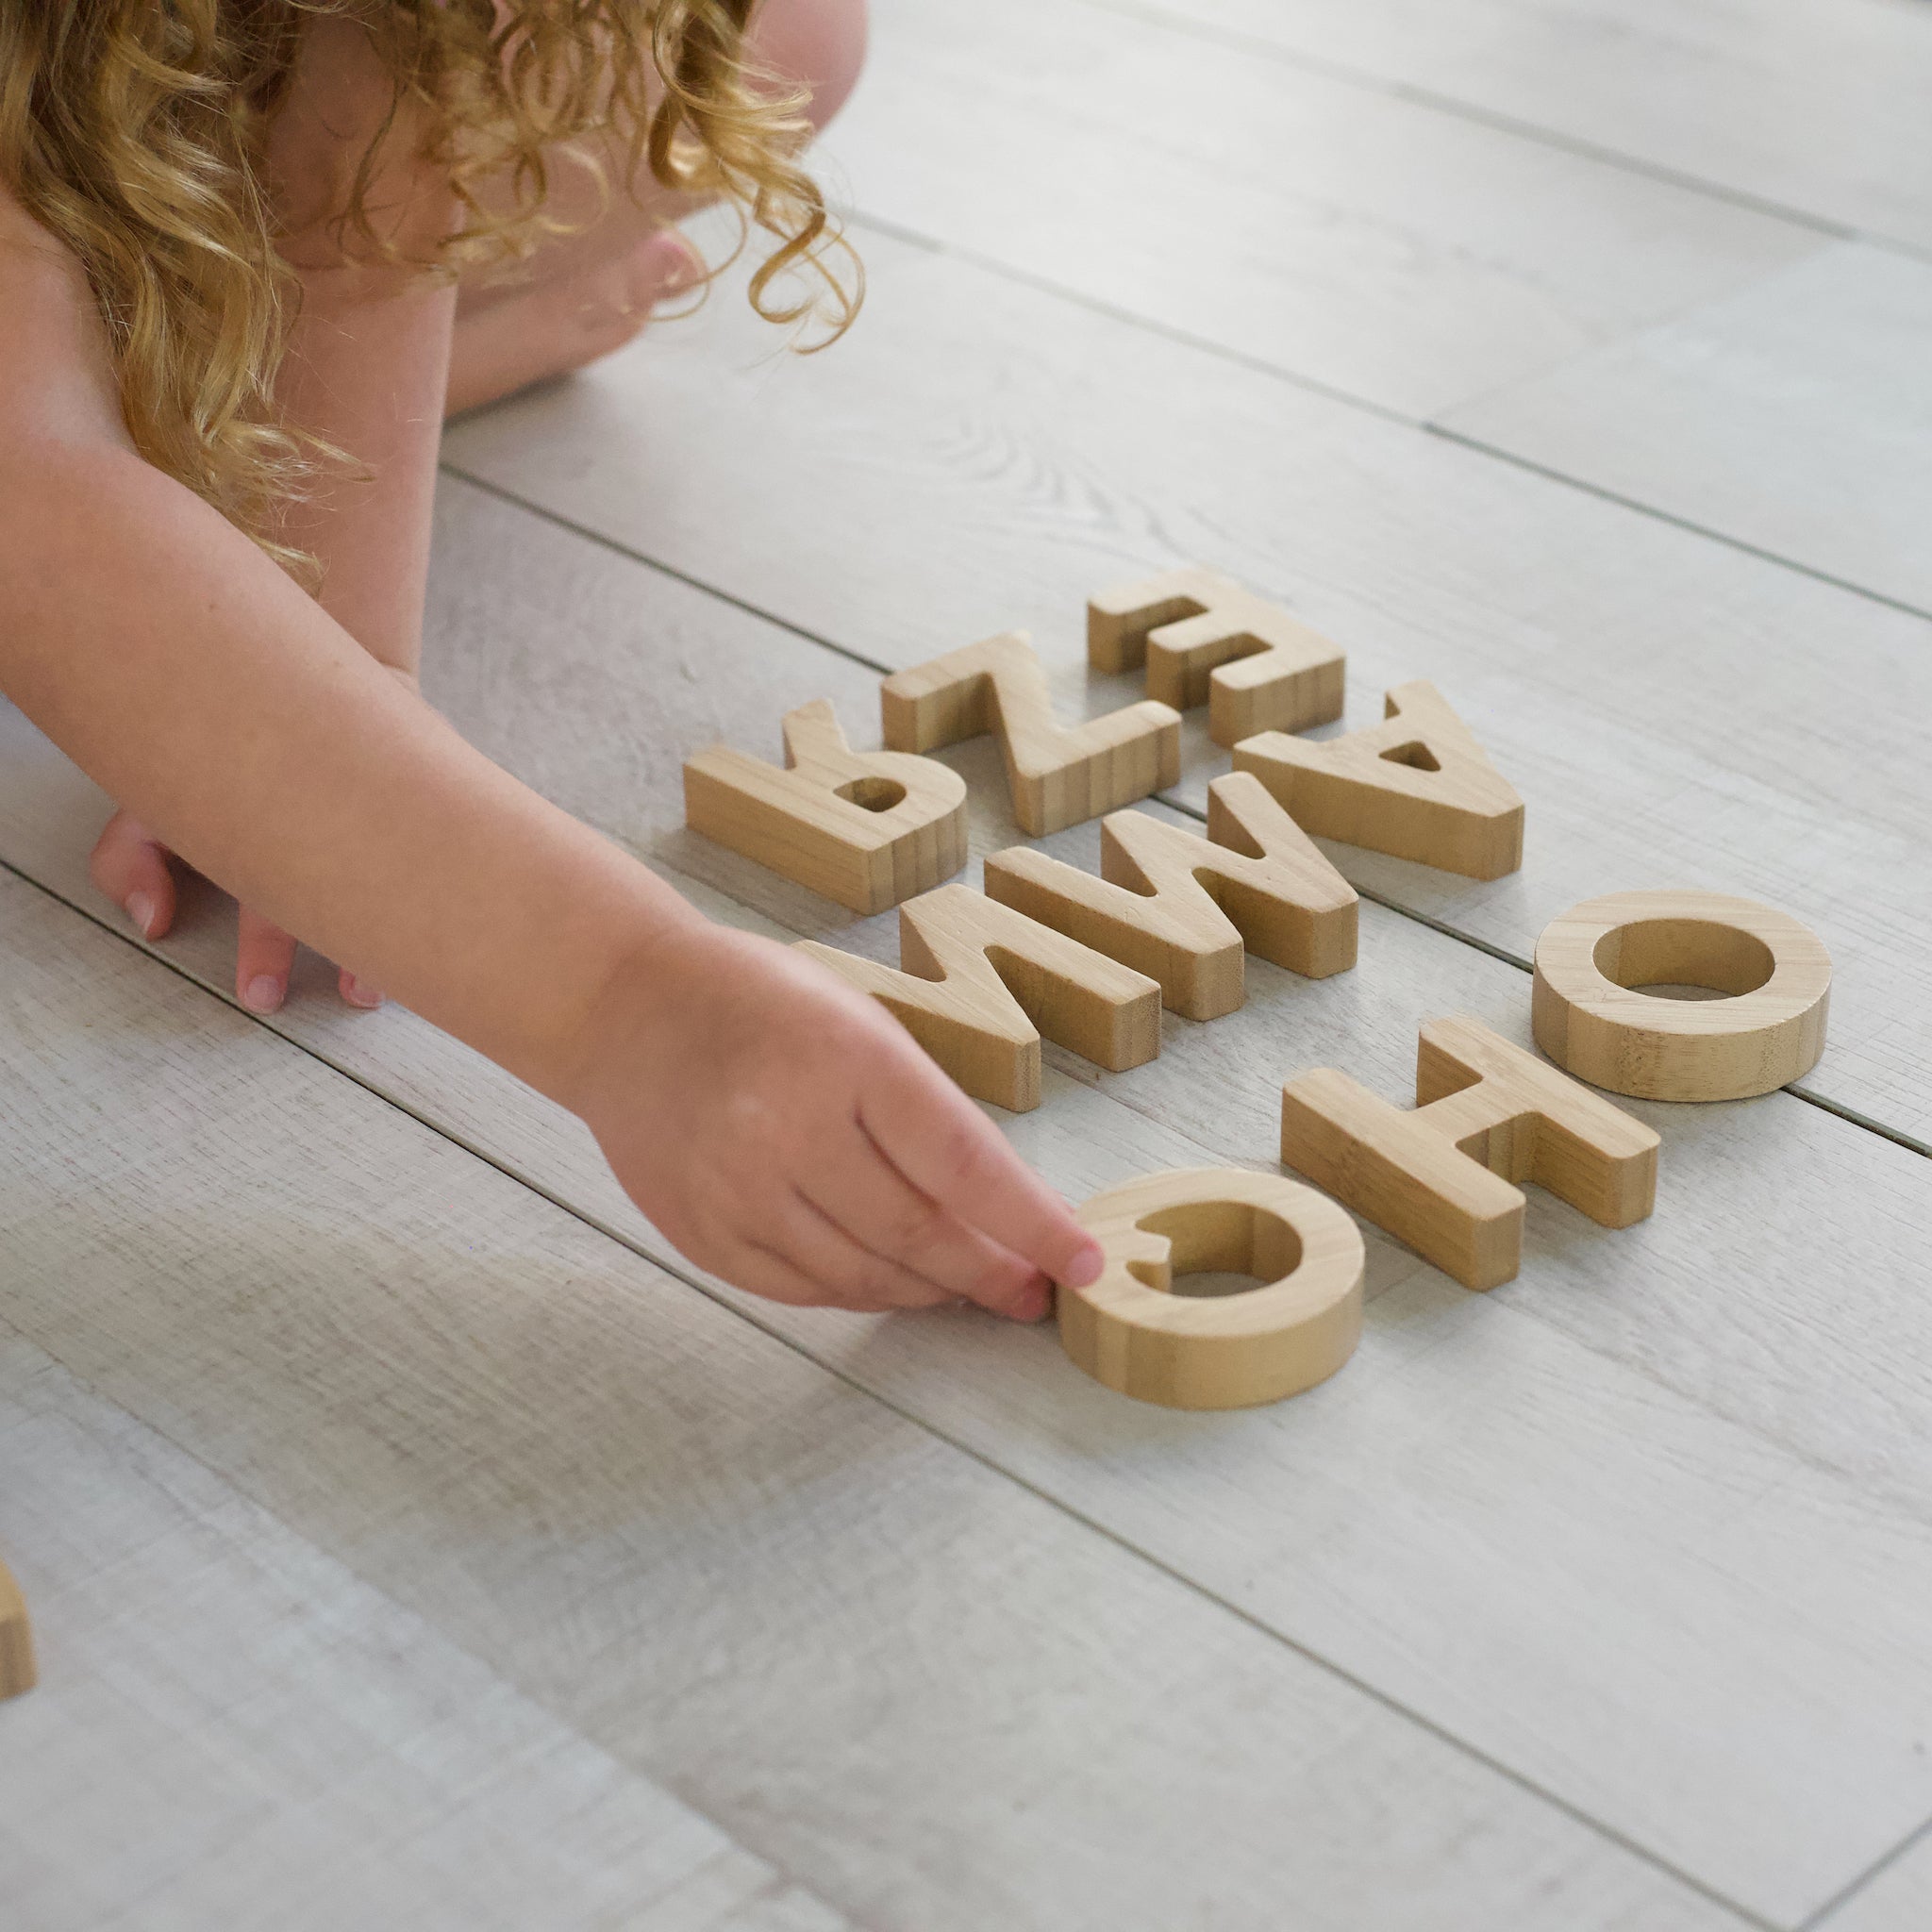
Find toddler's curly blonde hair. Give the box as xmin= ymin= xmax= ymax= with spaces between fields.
xmin=0 ymin=2 xmax=857 ymax=566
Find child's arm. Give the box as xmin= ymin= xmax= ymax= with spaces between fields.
xmin=0 ymin=200 xmax=1101 ymax=1321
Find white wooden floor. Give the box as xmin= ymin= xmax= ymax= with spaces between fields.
xmin=5 ymin=3 xmax=1931 ymax=1926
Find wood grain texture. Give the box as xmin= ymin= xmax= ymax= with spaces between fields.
xmin=1280 ymin=1016 xmax=1659 ymax=1291
xmin=798 ymin=883 xmax=1163 ymax=1108
xmin=823 ymin=0 xmax=1822 ymax=418
xmin=0 ymin=1555 xmax=32 ymax=1699
xmin=0 ymin=874 xmax=1749 ymax=1932
xmin=683 ymin=699 xmax=967 ymax=914
xmin=1441 ymin=242 xmax=1932 ymax=614
xmin=441 ymin=249 xmax=1932 ymax=1141
xmin=879 ymin=629 xmax=1180 ymax=835
xmin=1060 ymin=1167 xmax=1364 ymax=1409
xmin=1117 ymin=0 xmax=1932 ymax=251
xmin=1233 ymin=678 xmax=1525 ymax=880
xmin=983 ymin=773 xmax=1357 ymax=1021
xmin=1088 ymin=566 xmax=1347 ymax=745
xmin=1533 ymin=890 xmax=1832 ymax=1102
xmin=6 ymin=487 xmax=1932 ymax=1919
xmin=0 ymin=1328 xmax=821 ymax=1932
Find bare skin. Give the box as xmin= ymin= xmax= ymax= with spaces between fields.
xmin=2 ymin=3 xmax=1105 ymax=1320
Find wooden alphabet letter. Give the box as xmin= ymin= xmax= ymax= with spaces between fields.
xmin=982 ymin=773 xmax=1357 ymax=1021
xmin=1234 ymin=680 xmax=1524 ymax=879
xmin=1060 ymin=1168 xmax=1365 ymax=1409
xmin=1533 ymin=890 xmax=1831 ymax=1100
xmin=880 ymin=631 xmax=1180 ymax=837
xmin=683 ymin=699 xmax=968 ymax=914
xmin=1088 ymin=566 xmax=1346 ymax=745
xmin=1279 ymin=1016 xmax=1659 ymax=1291
xmin=797 ymin=885 xmax=1161 ymax=1111
xmin=0 ymin=1557 xmax=34 ymax=1700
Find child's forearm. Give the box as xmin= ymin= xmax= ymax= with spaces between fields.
xmin=0 ymin=442 xmax=704 ymax=1108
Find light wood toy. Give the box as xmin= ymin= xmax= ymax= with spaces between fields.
xmin=1059 ymin=1168 xmax=1365 ymax=1409
xmin=1233 ymin=680 xmax=1524 ymax=880
xmin=879 ymin=631 xmax=1181 ymax=838
xmin=981 ymin=773 xmax=1357 ymax=1022
xmin=1533 ymin=890 xmax=1832 ymax=1101
xmin=0 ymin=1558 xmax=34 ymax=1700
xmin=1279 ymin=1016 xmax=1660 ymax=1291
xmin=683 ymin=699 xmax=968 ymax=915
xmin=1088 ymin=567 xmax=1346 ymax=746
xmin=796 ymin=885 xmax=1161 ymax=1111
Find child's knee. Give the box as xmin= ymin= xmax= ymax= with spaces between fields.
xmin=754 ymin=0 xmax=869 ymax=134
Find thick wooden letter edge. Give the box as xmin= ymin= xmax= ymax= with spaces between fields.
xmin=683 ymin=700 xmax=968 ymax=915
xmin=1280 ymin=1017 xmax=1658 ymax=1291
xmin=1233 ymin=681 xmax=1524 ymax=880
xmin=880 ymin=631 xmax=1180 ymax=836
xmin=1533 ymin=890 xmax=1831 ymax=1101
xmin=1061 ymin=1168 xmax=1364 ymax=1410
xmin=0 ymin=1559 xmax=34 ymax=1699
xmin=1087 ymin=566 xmax=1346 ymax=746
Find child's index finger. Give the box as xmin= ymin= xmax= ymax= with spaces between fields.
xmin=862 ymin=1061 xmax=1105 ymax=1290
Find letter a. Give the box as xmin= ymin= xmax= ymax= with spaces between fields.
xmin=1234 ymin=681 xmax=1524 ymax=880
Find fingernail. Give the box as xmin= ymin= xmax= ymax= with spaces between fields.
xmin=125 ymin=891 xmax=156 ymax=938
xmin=343 ymin=977 xmax=384 ymax=1009
xmin=1061 ymin=1241 xmax=1105 ymax=1290
xmin=242 ymin=974 xmax=284 ymax=1014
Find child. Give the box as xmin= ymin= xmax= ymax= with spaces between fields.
xmin=0 ymin=2 xmax=1105 ymax=1321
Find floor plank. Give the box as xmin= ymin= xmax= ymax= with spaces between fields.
xmin=1103 ymin=0 xmax=1932 ymax=250
xmin=818 ymin=0 xmax=1820 ymax=419
xmin=0 ymin=873 xmax=1748 ymax=1932
xmin=1439 ymin=242 xmax=1932 ymax=613
xmin=1816 ymin=1829 xmax=1932 ymax=1931
xmin=8 ymin=481 xmax=1932 ymax=1920
xmin=0 ymin=1329 xmax=812 ymax=1932
xmin=442 ymin=248 xmax=1932 ymax=1143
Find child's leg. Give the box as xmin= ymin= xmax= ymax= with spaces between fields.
xmin=445 ymin=0 xmax=867 ymax=416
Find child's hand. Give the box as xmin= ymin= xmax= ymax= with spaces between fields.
xmin=90 ymin=808 xmax=385 ymax=1014
xmin=574 ymin=921 xmax=1107 ymax=1320
xmin=86 ymin=663 xmax=429 ymax=1015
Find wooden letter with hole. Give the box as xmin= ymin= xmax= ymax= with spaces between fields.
xmin=1533 ymin=890 xmax=1832 ymax=1101
xmin=0 ymin=1557 xmax=34 ymax=1700
xmin=1279 ymin=1017 xmax=1659 ymax=1291
xmin=683 ymin=699 xmax=968 ymax=914
xmin=981 ymin=774 xmax=1357 ymax=1021
xmin=796 ymin=885 xmax=1161 ymax=1111
xmin=1088 ymin=567 xmax=1346 ymax=745
xmin=1234 ymin=680 xmax=1524 ymax=879
xmin=1060 ymin=1168 xmax=1365 ymax=1409
xmin=880 ymin=631 xmax=1180 ymax=837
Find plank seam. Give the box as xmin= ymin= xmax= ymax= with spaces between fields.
xmin=439 ymin=461 xmax=1932 ymax=1162
xmin=1800 ymin=1812 xmax=1932 ymax=1927
xmin=1162 ymin=789 xmax=1932 ymax=1160
xmin=834 ymin=205 xmax=1932 ymax=627
xmin=830 ymin=201 xmax=1932 ymax=626
xmin=840 ymin=208 xmax=1422 ymax=428
xmin=0 ymin=852 xmax=1779 ymax=1932
xmin=1062 ymin=0 xmax=1932 ymax=268
xmin=1424 ymin=425 xmax=1932 ymax=627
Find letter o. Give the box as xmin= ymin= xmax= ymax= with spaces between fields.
xmin=1058 ymin=1168 xmax=1364 ymax=1409
xmin=1532 ymin=891 xmax=1830 ymax=1102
